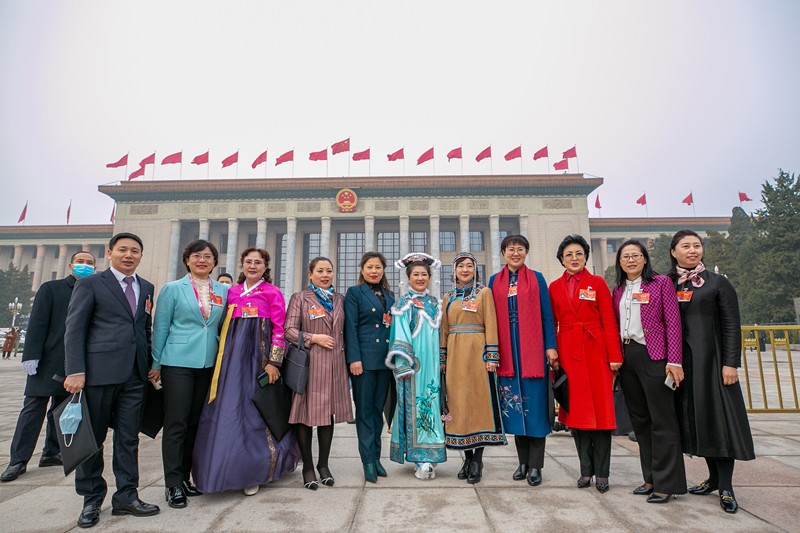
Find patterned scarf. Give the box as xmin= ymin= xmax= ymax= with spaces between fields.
xmin=450 ymin=252 xmax=484 ymax=302
xmin=676 ymin=262 xmax=706 ymax=288
xmin=309 ymin=281 xmax=335 ymax=312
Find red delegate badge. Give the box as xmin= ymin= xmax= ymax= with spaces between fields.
xmin=677 ymin=291 xmax=693 ymax=302
xmin=308 ymin=306 xmax=326 ymax=320
xmin=631 ymin=292 xmax=650 ymax=304
xmin=578 ymin=289 xmax=596 ymax=301
xmin=241 ymin=306 xmax=259 ymax=318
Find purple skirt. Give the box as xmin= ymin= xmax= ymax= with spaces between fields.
xmin=192 ymin=317 xmax=300 ymax=493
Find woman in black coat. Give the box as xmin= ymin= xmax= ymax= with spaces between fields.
xmin=669 ymin=230 xmax=755 ymax=514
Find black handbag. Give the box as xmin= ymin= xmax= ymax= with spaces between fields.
xmin=252 ymin=375 xmax=293 ymax=441
xmin=283 ymin=326 xmax=309 ymax=395
xmin=51 ymin=392 xmax=100 ymax=476
xmin=611 ymin=376 xmax=634 ymax=436
xmin=551 ymin=365 xmax=569 ymax=412
xmin=139 ymin=381 xmax=164 ymax=439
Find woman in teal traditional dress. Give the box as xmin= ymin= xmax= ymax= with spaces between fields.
xmin=386 ymin=253 xmax=446 ymax=480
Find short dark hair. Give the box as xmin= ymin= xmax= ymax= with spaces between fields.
xmin=182 ymin=239 xmax=219 ymax=272
xmin=614 ymin=239 xmax=656 ymax=287
xmin=356 ymin=252 xmax=390 ymax=289
xmin=308 ymin=256 xmax=333 ymax=273
xmin=236 ymin=247 xmax=272 ymax=284
xmin=556 ymin=234 xmax=590 ymax=265
xmin=668 ymin=229 xmax=703 ymax=279
xmin=217 ymin=273 xmax=233 ymax=283
xmin=109 ymin=232 xmax=143 ymax=251
xmin=70 ymin=251 xmax=96 ymax=263
xmin=405 ymin=261 xmax=432 ymax=279
xmin=500 ymin=234 xmax=529 ymax=253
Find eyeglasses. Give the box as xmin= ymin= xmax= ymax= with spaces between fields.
xmin=563 ymin=252 xmax=585 ymax=260
xmin=620 ymin=254 xmax=644 ymax=262
xmin=190 ymin=254 xmax=215 ymax=261
xmin=243 ymin=259 xmax=265 ymax=266
xmin=505 ymin=247 xmax=527 ymax=255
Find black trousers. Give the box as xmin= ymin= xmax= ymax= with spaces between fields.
xmin=572 ymin=429 xmax=611 ymax=477
xmin=514 ymin=435 xmax=546 ymax=469
xmin=620 ymin=341 xmax=687 ymax=494
xmin=9 ymin=394 xmax=68 ymax=464
xmin=351 ymin=368 xmax=392 ymax=464
xmin=383 ymin=375 xmax=397 ymax=427
xmin=160 ymin=365 xmax=213 ymax=487
xmin=75 ymin=371 xmax=146 ymax=509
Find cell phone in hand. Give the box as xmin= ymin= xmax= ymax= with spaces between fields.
xmin=664 ymin=374 xmax=676 ymax=390
xmin=257 ymin=371 xmax=271 ymax=388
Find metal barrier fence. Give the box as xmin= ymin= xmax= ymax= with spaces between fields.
xmin=740 ymin=325 xmax=800 ymax=412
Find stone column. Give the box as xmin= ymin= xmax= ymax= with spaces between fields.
xmin=56 ymin=244 xmax=69 ymax=278
xmin=198 ymin=218 xmax=210 ymax=240
xmin=12 ymin=245 xmax=22 ymax=269
xmin=32 ymin=244 xmax=46 ymax=290
xmin=489 ymin=214 xmax=502 ymax=274
xmin=459 ymin=214 xmax=470 ymax=252
xmin=429 ymin=215 xmax=441 ymax=296
xmin=519 ymin=214 xmax=530 ymax=266
xmin=256 ymin=217 xmax=268 ymax=250
xmin=285 ymin=217 xmax=298 ymax=296
xmin=167 ymin=219 xmax=181 ymax=282
xmin=364 ymin=215 xmax=375 ymax=252
xmin=320 ymin=216 xmax=332 ymax=258
xmin=598 ymin=237 xmax=609 ymax=275
xmin=225 ymin=218 xmax=239 ymax=275
xmin=81 ymin=243 xmax=91 ymax=252
xmin=399 ymin=216 xmax=410 ymax=257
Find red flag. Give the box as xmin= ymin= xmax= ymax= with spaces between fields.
xmin=562 ymin=146 xmax=577 ymax=159
xmin=66 ymin=201 xmax=72 ymax=224
xmin=682 ymin=192 xmax=694 ymax=205
xmin=475 ymin=146 xmax=492 ymax=162
xmin=533 ymin=146 xmax=548 ymax=160
xmin=387 ymin=148 xmax=404 ymax=161
xmin=191 ymin=151 xmax=209 ymax=165
xmin=17 ymin=201 xmax=27 ymax=223
xmin=446 ymin=147 xmax=462 ymax=161
xmin=636 ymin=193 xmax=647 ymax=206
xmin=352 ymin=148 xmax=370 ymax=161
xmin=276 ymin=150 xmax=294 ymax=166
xmin=221 ymin=151 xmax=239 ymax=168
xmin=309 ymin=148 xmax=328 ymax=161
xmin=417 ymin=147 xmax=434 ymax=165
xmin=738 ymin=191 xmax=753 ymax=202
xmin=161 ymin=151 xmax=182 ymax=165
xmin=128 ymin=166 xmax=145 ymax=180
xmin=594 ymin=195 xmax=601 ymax=209
xmin=553 ymin=159 xmax=569 ymax=171
xmin=106 ymin=154 xmax=128 ymax=168
xmin=252 ymin=150 xmax=268 ymax=169
xmin=331 ymin=138 xmax=350 ymax=154
xmin=110 ymin=205 xmax=116 ymax=223
xmin=139 ymin=153 xmax=155 ymax=167
xmin=504 ymin=146 xmax=522 ymax=161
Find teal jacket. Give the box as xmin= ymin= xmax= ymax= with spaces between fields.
xmin=151 ymin=274 xmax=228 ymax=370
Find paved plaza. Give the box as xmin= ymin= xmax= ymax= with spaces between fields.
xmin=0 ymin=361 xmax=798 ymax=532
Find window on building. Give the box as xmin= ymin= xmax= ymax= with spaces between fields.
xmin=219 ymin=234 xmax=228 ymax=252
xmin=247 ymin=233 xmax=257 ymax=248
xmin=440 ymin=231 xmax=456 ymax=252
xmin=477 ymin=264 xmax=486 ymax=283
xmin=302 ymin=233 xmax=321 ymax=273
xmin=378 ymin=232 xmax=400 ymax=289
xmin=469 ymin=231 xmax=485 ymax=251
xmin=274 ymin=233 xmax=287 ymax=289
xmin=54 ymin=247 xmax=60 ymax=259
xmin=410 ymin=231 xmax=427 ymax=253
xmin=337 ymin=232 xmax=364 ymax=289
xmin=32 ymin=247 xmax=37 ymax=259
xmin=441 ymin=265 xmax=453 ymax=294
xmin=607 ymin=241 xmax=617 ymax=253
xmin=218 ymin=267 xmax=227 ymax=275
xmin=51 ymin=271 xmax=58 ymax=281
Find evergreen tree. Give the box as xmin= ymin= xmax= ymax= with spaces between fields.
xmin=0 ymin=263 xmax=34 ymax=328
xmin=648 ymin=234 xmax=672 ymax=275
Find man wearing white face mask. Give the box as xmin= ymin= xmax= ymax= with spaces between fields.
xmin=1 ymin=251 xmax=96 ymax=482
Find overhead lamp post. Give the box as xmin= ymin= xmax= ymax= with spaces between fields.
xmin=7 ymin=297 xmax=22 ymax=329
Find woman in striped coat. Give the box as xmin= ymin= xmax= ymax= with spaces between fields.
xmin=285 ymin=257 xmax=354 ymax=490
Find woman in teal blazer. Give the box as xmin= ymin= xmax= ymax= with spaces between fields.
xmin=149 ymin=240 xmax=228 ymax=509
xmin=344 ymin=252 xmax=396 ymax=483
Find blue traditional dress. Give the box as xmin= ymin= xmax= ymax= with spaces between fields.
xmin=386 ymin=290 xmax=447 ymax=465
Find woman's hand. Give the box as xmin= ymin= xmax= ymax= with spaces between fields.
xmin=350 ymin=362 xmax=364 ymax=376
xmin=486 ymin=361 xmax=498 ymax=373
xmin=609 ymin=362 xmax=622 ymax=372
xmin=147 ymin=369 xmax=161 ymax=382
xmin=666 ymin=364 xmax=684 ymax=387
xmin=546 ymin=349 xmax=559 ymax=370
xmin=722 ymin=365 xmax=739 ymax=386
xmin=312 ymin=333 xmax=335 ymax=349
xmin=264 ymin=364 xmax=280 ymax=384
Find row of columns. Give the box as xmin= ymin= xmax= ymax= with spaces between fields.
xmin=3 ymin=243 xmax=105 ymax=292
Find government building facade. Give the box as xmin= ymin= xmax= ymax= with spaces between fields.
xmin=0 ymin=174 xmax=730 ymax=299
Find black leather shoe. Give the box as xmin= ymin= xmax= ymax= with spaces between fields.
xmin=720 ymin=490 xmax=738 ymax=513
xmin=577 ymin=477 xmax=592 ymax=488
xmin=375 ymin=460 xmax=387 ymax=477
xmin=77 ymin=504 xmax=100 ymax=528
xmin=0 ymin=463 xmax=26 ymax=482
xmin=527 ymin=468 xmax=542 ymax=486
xmin=688 ymin=479 xmax=718 ymax=495
xmin=165 ymin=486 xmax=187 ymax=509
xmin=633 ymin=484 xmax=654 ymax=495
xmin=467 ymin=461 xmax=483 ymax=484
xmin=38 ymin=455 xmax=62 ymax=467
xmin=596 ymin=481 xmax=610 ymax=493
xmin=363 ymin=463 xmax=378 ymax=483
xmin=111 ymin=499 xmax=160 ymax=517
xmin=181 ymin=480 xmax=203 ymax=497
xmin=512 ymin=464 xmax=529 ymax=481
xmin=646 ymin=493 xmax=673 ymax=504
xmin=457 ymin=459 xmax=471 ymax=480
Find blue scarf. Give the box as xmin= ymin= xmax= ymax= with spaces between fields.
xmin=309 ymin=281 xmax=335 ymax=312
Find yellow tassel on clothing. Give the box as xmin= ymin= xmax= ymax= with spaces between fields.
xmin=208 ymin=303 xmax=237 ymax=403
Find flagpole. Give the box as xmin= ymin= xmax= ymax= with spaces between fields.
xmin=368 ymin=147 xmax=371 ymax=177
xmin=348 ymin=137 xmax=351 ymax=177
xmin=403 ymin=146 xmax=406 ymax=176
xmin=124 ymin=152 xmax=129 ymax=183
xmin=547 ymin=147 xmax=551 ymax=174
xmin=460 ymin=145 xmax=463 ymax=176
xmin=575 ymin=145 xmax=580 ymax=173
xmin=207 ymin=150 xmax=210 ymax=179
xmin=179 ymin=149 xmax=183 ymax=180
xmin=433 ymin=146 xmax=435 ymax=176
xmin=645 ymin=191 xmax=649 ymax=217
xmin=292 ymin=148 xmax=295 ymax=178
xmin=265 ymin=150 xmax=268 ymax=178
xmin=152 ymin=151 xmax=156 ymax=181
xmin=692 ymin=191 xmax=697 ymax=218
xmin=490 ymin=145 xmax=493 ymax=175
xmin=520 ymin=144 xmax=524 ymax=174
xmin=326 ymin=156 xmax=329 ymax=178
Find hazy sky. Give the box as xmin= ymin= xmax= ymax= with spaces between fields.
xmin=1 ymin=0 xmax=798 ymax=225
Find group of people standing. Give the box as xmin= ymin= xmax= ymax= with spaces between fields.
xmin=1 ymin=228 xmax=754 ymax=529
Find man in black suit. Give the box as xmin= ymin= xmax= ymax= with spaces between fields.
xmin=0 ymin=251 xmax=96 ymax=482
xmin=64 ymin=233 xmax=159 ymax=528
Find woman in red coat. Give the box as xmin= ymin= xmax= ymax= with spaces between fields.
xmin=549 ymin=235 xmax=623 ymax=493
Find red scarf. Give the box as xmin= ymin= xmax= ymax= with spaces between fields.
xmin=492 ymin=265 xmax=545 ymax=379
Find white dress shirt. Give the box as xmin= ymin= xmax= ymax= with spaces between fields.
xmin=619 ymin=277 xmax=646 ymax=345
xmin=110 ymin=267 xmax=140 ymax=303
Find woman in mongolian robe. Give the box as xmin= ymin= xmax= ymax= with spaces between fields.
xmin=193 ymin=248 xmax=300 ymax=496
xmin=489 ymin=235 xmax=559 ymax=487
xmin=440 ymin=252 xmax=506 ymax=484
xmin=386 ymin=253 xmax=446 ymax=480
